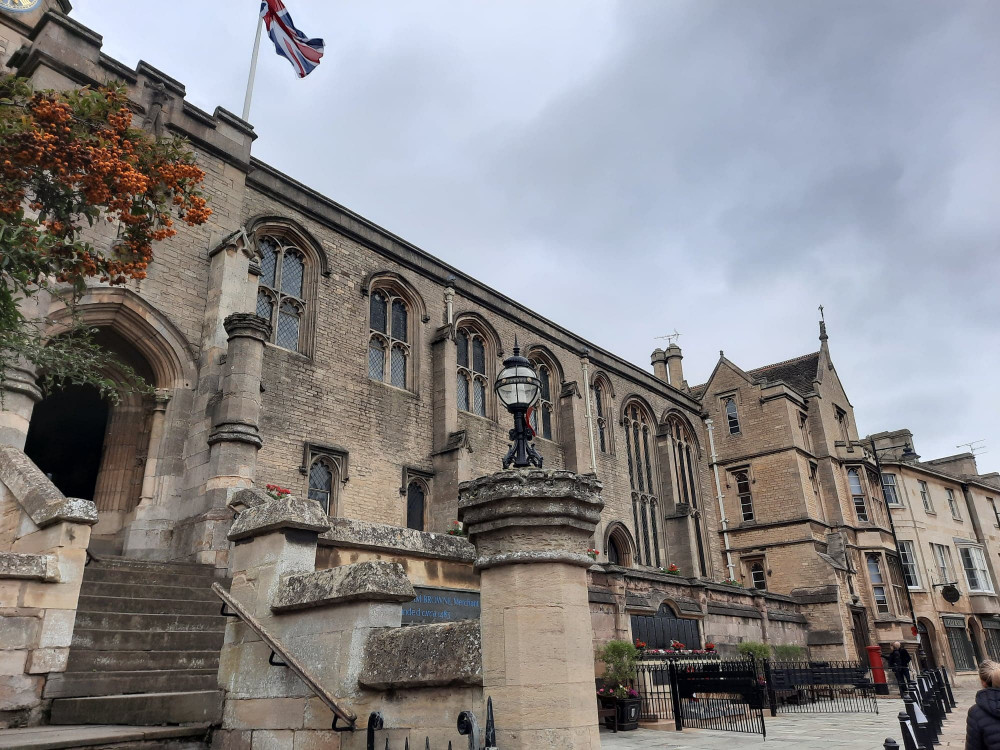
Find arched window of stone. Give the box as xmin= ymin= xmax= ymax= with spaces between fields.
xmin=623 ymin=401 xmax=660 ymax=568
xmin=666 ymin=416 xmax=700 ymax=510
xmin=592 ymin=372 xmax=615 ymax=455
xmin=456 ymin=321 xmax=495 ymax=419
xmin=256 ymin=235 xmax=309 ymax=352
xmin=406 ymin=479 xmax=427 ymax=531
xmin=750 ymin=561 xmax=767 ymax=591
xmin=606 ymin=525 xmax=633 ymax=567
xmin=369 ymin=289 xmax=410 ymax=389
xmin=525 ymin=349 xmax=560 ymax=441
xmin=307 ymin=456 xmax=339 ymax=515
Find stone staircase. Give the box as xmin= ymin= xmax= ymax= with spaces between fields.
xmin=45 ymin=557 xmax=228 ymax=727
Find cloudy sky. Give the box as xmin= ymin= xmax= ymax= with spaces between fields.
xmin=72 ymin=1 xmax=999 ymax=467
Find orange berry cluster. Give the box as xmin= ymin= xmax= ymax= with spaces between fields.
xmin=0 ymin=80 xmax=211 ymax=288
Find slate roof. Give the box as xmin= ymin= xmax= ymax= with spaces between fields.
xmin=745 ymin=352 xmax=820 ymax=396
xmin=690 ymin=350 xmax=820 ymax=401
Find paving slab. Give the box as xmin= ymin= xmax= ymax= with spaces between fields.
xmin=0 ymin=723 xmax=211 ymax=749
xmin=601 ymin=683 xmax=977 ymax=749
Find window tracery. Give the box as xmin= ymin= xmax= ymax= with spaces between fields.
xmin=256 ymin=235 xmax=307 ymax=352
xmin=368 ymin=288 xmax=410 ymax=389
xmin=457 ymin=324 xmax=491 ymax=418
xmin=592 ymin=373 xmax=614 ymax=454
xmin=623 ymin=401 xmax=660 ymax=567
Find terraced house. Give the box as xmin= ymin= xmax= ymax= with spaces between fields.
xmin=0 ymin=0 xmax=997 ymax=737
xmin=871 ymin=429 xmax=1000 ymax=675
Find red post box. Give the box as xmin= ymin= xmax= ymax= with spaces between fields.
xmin=867 ymin=645 xmax=890 ymax=695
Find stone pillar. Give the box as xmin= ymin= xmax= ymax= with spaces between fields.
xmin=138 ymin=391 xmax=172 ymax=506
xmin=0 ymin=359 xmax=42 ymax=450
xmin=650 ymin=348 xmax=668 ymax=383
xmin=430 ymin=323 xmax=471 ymax=533
xmin=191 ymin=313 xmax=269 ymax=566
xmin=665 ymin=343 xmax=684 ymax=388
xmin=459 ymin=469 xmax=604 ymax=749
xmin=123 ymin=391 xmax=173 ymax=559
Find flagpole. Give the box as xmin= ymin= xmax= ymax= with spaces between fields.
xmin=242 ymin=11 xmax=264 ymax=121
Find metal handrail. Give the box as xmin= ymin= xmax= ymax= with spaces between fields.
xmin=211 ymin=582 xmax=357 ymax=730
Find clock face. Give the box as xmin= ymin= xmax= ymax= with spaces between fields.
xmin=0 ymin=0 xmax=41 ymax=12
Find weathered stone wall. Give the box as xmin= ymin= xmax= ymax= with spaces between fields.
xmin=0 ymin=447 xmax=96 ymax=727
xmin=587 ymin=567 xmax=810 ymax=662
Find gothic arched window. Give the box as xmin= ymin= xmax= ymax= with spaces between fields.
xmin=526 ymin=351 xmax=560 ymax=441
xmin=457 ymin=325 xmax=491 ymax=418
xmin=623 ymin=401 xmax=660 ymax=568
xmin=592 ymin=373 xmax=614 ymax=454
xmin=256 ymin=235 xmax=307 ymax=352
xmin=667 ymin=417 xmax=700 ymax=510
xmin=369 ymin=288 xmax=410 ymax=389
xmin=406 ymin=479 xmax=426 ymax=531
xmin=307 ymin=456 xmax=339 ymax=515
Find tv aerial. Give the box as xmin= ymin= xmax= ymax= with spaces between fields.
xmin=655 ymin=330 xmax=682 ymax=346
xmin=956 ymin=440 xmax=987 ymax=456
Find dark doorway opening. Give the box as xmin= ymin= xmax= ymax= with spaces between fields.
xmin=24 ymin=383 xmax=109 ymax=500
xmin=850 ymin=608 xmax=871 ymax=661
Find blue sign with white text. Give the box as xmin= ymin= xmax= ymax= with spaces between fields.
xmin=401 ymin=586 xmax=481 ymax=625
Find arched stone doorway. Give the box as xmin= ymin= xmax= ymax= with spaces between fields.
xmin=24 ymin=328 xmax=156 ymax=541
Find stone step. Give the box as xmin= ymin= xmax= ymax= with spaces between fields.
xmin=49 ymin=690 xmax=224 ymax=726
xmin=43 ymin=669 xmax=219 ymax=698
xmin=77 ymin=594 xmax=223 ymax=616
xmin=82 ymin=566 xmax=223 ymax=588
xmin=72 ymin=628 xmax=226 ymax=652
xmin=79 ymin=581 xmax=220 ymax=601
xmin=85 ymin=556 xmax=220 ymax=577
xmin=0 ymin=723 xmax=212 ymax=749
xmin=66 ymin=649 xmax=221 ymax=673
xmin=74 ymin=611 xmax=227 ymax=633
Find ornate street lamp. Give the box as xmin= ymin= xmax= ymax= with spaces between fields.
xmin=495 ymin=340 xmax=544 ymax=469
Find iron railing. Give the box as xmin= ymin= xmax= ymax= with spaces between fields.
xmin=634 ymin=658 xmax=766 ymax=735
xmin=763 ymin=660 xmax=878 ymax=714
xmin=213 ymin=582 xmax=358 ymax=730
xmin=366 ymin=697 xmax=497 ymax=750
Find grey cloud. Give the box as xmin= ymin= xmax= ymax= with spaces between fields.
xmin=71 ymin=0 xmax=1000 ymax=463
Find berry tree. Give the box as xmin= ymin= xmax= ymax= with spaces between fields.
xmin=0 ymin=75 xmax=211 ymax=398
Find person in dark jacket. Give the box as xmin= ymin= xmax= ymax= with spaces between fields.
xmin=966 ymin=660 xmax=1000 ymax=750
xmin=888 ymin=641 xmax=913 ymax=697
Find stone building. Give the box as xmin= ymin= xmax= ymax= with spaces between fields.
xmin=0 ymin=0 xmax=997 ymax=733
xmin=871 ymin=429 xmax=1000 ymax=676
xmin=695 ymin=323 xmax=914 ymax=659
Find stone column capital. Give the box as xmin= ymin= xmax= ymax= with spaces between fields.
xmin=223 ymin=312 xmax=271 ymax=342
xmin=458 ymin=469 xmax=603 ymax=570
xmin=2 ymin=357 xmax=42 ymax=403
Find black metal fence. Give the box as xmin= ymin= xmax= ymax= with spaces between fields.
xmin=634 ymin=658 xmax=766 ymax=736
xmin=763 ymin=660 xmax=879 ymax=714
xmin=366 ymin=696 xmax=497 ymax=750
xmin=882 ymin=667 xmax=957 ymax=750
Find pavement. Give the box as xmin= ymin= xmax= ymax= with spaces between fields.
xmin=600 ymin=684 xmax=976 ymax=750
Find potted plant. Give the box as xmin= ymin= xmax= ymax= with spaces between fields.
xmin=586 ymin=547 xmax=600 ymax=561
xmin=663 ymin=563 xmax=681 ymax=576
xmin=704 ymin=642 xmax=716 ymax=652
xmin=447 ymin=520 xmax=466 ymax=536
xmin=597 ymin=640 xmax=641 ymax=730
xmin=264 ymin=484 xmax=291 ymax=500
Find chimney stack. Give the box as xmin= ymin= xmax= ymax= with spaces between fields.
xmin=651 ymin=349 xmax=668 ymax=382
xmin=665 ymin=343 xmax=684 ymax=388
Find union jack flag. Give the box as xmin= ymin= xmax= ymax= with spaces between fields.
xmin=260 ymin=0 xmax=324 ymax=78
